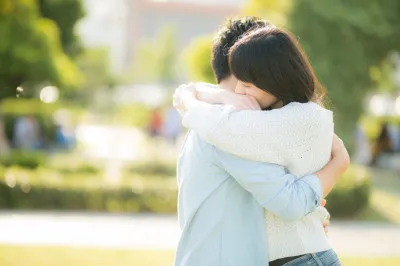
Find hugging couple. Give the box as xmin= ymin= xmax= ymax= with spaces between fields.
xmin=172 ymin=16 xmax=350 ymax=266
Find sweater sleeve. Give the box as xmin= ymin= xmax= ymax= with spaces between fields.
xmin=182 ymin=100 xmax=333 ymax=169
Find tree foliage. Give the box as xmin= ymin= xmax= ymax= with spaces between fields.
xmin=130 ymin=25 xmax=178 ymax=85
xmin=288 ymin=0 xmax=400 ymax=143
xmin=66 ymin=48 xmax=116 ymax=103
xmin=38 ymin=0 xmax=85 ymax=57
xmin=244 ymin=0 xmax=291 ymax=26
xmin=184 ymin=36 xmax=215 ymax=84
xmin=0 ymin=0 xmax=82 ymax=100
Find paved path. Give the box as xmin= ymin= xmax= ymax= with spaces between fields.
xmin=0 ymin=212 xmax=399 ymax=257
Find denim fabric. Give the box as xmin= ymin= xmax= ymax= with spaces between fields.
xmin=282 ymin=249 xmax=341 ymax=266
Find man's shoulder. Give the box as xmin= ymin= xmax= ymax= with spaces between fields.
xmin=196 ymin=82 xmax=218 ymax=89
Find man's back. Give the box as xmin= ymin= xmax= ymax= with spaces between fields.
xmin=175 ymin=131 xmax=267 ymax=266
xmin=175 ymin=130 xmax=323 ymax=266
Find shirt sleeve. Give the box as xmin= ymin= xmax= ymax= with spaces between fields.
xmin=182 ymin=100 xmax=332 ymax=166
xmin=214 ymin=149 xmax=323 ymax=221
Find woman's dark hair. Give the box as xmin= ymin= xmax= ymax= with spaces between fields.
xmin=229 ymin=26 xmax=325 ymax=105
xmin=211 ymin=17 xmax=271 ymax=83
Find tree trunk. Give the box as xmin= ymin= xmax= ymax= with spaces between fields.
xmin=0 ymin=102 xmax=10 ymax=155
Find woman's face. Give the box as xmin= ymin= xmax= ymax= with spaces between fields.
xmin=235 ymin=80 xmax=282 ymax=109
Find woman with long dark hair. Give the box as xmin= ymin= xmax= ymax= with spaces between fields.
xmin=174 ymin=25 xmax=342 ymax=266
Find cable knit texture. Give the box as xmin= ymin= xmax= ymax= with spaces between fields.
xmin=181 ymin=94 xmax=334 ymax=261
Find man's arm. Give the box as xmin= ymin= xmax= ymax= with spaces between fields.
xmin=214 ymin=138 xmax=349 ymax=221
xmin=215 ymin=148 xmax=322 ymax=221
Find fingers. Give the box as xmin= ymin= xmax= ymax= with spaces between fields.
xmin=321 ymin=199 xmax=327 ymax=207
xmin=323 ymin=219 xmax=330 ymax=235
xmin=173 ymin=83 xmax=196 ymax=111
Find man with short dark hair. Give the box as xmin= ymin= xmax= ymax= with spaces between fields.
xmin=174 ymin=17 xmax=348 ymax=266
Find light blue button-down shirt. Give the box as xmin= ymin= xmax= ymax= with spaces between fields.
xmin=174 ymin=132 xmax=323 ymax=266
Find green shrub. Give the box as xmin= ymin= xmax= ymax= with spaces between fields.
xmin=51 ymin=163 xmax=101 ymax=175
xmin=126 ymin=160 xmax=176 ymax=176
xmin=46 ymin=153 xmax=103 ymax=175
xmin=326 ymin=165 xmax=371 ymax=217
xmin=0 ymin=150 xmax=46 ymax=169
xmin=0 ymin=168 xmax=177 ymax=213
xmin=0 ymin=164 xmax=371 ymax=216
xmin=113 ymin=103 xmax=152 ymax=128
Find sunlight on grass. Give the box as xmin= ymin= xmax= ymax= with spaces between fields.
xmin=354 ymin=168 xmax=400 ymax=224
xmin=369 ymin=188 xmax=400 ymax=224
xmin=1 ymin=245 xmax=400 ymax=266
xmin=0 ymin=245 xmax=175 ymax=266
xmin=340 ymin=257 xmax=400 ymax=266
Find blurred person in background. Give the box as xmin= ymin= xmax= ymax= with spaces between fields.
xmin=387 ymin=122 xmax=400 ymax=152
xmin=162 ymin=105 xmax=182 ymax=145
xmin=148 ymin=107 xmax=163 ymax=138
xmin=370 ymin=122 xmax=394 ymax=166
xmin=0 ymin=116 xmax=9 ymax=155
xmin=13 ymin=114 xmax=42 ymax=150
xmin=353 ymin=124 xmax=371 ymax=165
xmin=173 ymin=17 xmax=349 ymax=266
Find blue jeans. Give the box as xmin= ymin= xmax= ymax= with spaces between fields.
xmin=282 ymin=249 xmax=341 ymax=266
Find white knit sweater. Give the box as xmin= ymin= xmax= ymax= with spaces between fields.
xmin=181 ymin=89 xmax=334 ymax=261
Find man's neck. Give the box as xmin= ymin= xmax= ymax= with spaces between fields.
xmin=218 ymin=77 xmax=236 ymax=92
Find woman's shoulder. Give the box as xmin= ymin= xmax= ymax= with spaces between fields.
xmin=284 ymin=101 xmax=333 ymax=117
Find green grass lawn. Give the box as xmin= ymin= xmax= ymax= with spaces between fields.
xmin=1 ymin=245 xmax=399 ymax=266
xmin=354 ymin=168 xmax=400 ymax=224
xmin=0 ymin=245 xmax=174 ymax=266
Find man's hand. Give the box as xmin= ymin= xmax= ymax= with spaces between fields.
xmin=173 ymin=83 xmax=197 ymax=113
xmin=323 ymin=217 xmax=330 ymax=235
xmin=321 ymin=199 xmax=330 ymax=235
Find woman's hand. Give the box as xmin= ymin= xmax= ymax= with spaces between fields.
xmin=321 ymin=199 xmax=330 ymax=236
xmin=173 ymin=83 xmax=198 ymax=113
xmin=196 ymin=85 xmax=261 ymax=111
xmin=174 ymin=83 xmax=261 ymax=112
xmin=215 ymin=90 xmax=261 ymax=110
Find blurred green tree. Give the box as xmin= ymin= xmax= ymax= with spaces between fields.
xmin=38 ymin=0 xmax=85 ymax=57
xmin=184 ymin=35 xmax=215 ymax=84
xmin=0 ymin=0 xmax=82 ymax=152
xmin=66 ymin=48 xmax=117 ymax=105
xmin=288 ymin=0 xmax=400 ymax=145
xmin=129 ymin=25 xmax=178 ymax=85
xmin=244 ymin=0 xmax=291 ymax=26
xmin=0 ymin=0 xmax=82 ymax=99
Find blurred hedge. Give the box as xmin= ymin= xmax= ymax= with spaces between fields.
xmin=326 ymin=165 xmax=371 ymax=217
xmin=0 ymin=164 xmax=371 ymax=216
xmin=126 ymin=160 xmax=176 ymax=176
xmin=0 ymin=183 xmax=176 ymax=213
xmin=0 ymin=167 xmax=176 ymax=213
xmin=0 ymin=150 xmax=46 ymax=169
